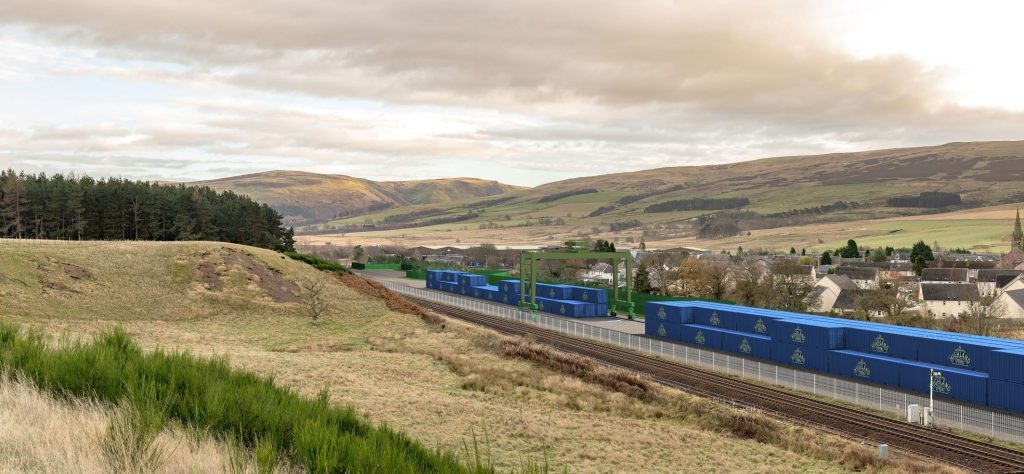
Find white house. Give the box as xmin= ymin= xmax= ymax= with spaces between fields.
xmin=919 ymin=283 xmax=979 ymax=318
xmin=811 ymin=274 xmax=859 ymax=312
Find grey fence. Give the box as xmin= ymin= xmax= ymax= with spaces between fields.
xmin=381 ymin=281 xmax=1024 ymax=444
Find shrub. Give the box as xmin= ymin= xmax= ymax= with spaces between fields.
xmin=285 ymin=252 xmax=351 ymax=274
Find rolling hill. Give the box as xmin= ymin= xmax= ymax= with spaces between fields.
xmin=192 ymin=170 xmax=524 ymax=224
xmin=296 ymin=140 xmax=1024 ymax=249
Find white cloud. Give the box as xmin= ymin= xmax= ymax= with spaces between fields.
xmin=0 ymin=1 xmax=1022 ymax=185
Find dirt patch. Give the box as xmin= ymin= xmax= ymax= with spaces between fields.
xmin=225 ymin=253 xmax=300 ymax=303
xmin=59 ymin=263 xmax=91 ymax=280
xmin=279 ymin=341 xmax=352 ymax=353
xmin=41 ymin=281 xmax=72 ymax=292
xmin=338 ymin=274 xmax=445 ymax=326
xmin=198 ymin=260 xmax=222 ymax=291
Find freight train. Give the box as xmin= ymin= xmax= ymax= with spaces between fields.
xmin=426 ymin=270 xmax=609 ymax=317
xmin=646 ymin=301 xmax=1024 ymax=414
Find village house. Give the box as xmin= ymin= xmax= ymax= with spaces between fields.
xmin=919 ymin=283 xmax=979 ymax=318
xmin=921 ymin=267 xmax=971 ymax=284
xmin=833 ymin=266 xmax=880 ymax=289
xmin=810 ymin=274 xmax=859 ymax=312
xmin=976 ymin=269 xmax=1024 ymax=296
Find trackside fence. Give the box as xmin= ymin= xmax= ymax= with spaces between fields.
xmin=380 ymin=281 xmax=1024 ymax=444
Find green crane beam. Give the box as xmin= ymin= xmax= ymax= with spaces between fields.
xmin=518 ymin=249 xmax=634 ymax=319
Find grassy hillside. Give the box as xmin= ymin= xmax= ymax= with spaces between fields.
xmin=298 ymin=141 xmax=1024 ymax=249
xmin=302 ymin=201 xmax=1024 ymax=254
xmin=192 ymin=170 xmax=523 ymax=224
xmin=0 ymin=239 xmax=936 ymax=472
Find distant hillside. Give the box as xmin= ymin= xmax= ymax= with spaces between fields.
xmin=192 ymin=171 xmax=524 ymax=224
xmin=296 ymin=140 xmax=1024 ymax=242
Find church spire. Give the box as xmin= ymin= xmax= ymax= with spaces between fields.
xmin=1014 ymin=207 xmax=1024 ymax=251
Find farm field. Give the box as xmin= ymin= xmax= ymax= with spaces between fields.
xmin=0 ymin=239 xmax=930 ymax=472
xmin=300 ymin=202 xmax=1024 ymax=253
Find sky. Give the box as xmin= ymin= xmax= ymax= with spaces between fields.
xmin=1 ymin=0 xmax=1023 ymax=187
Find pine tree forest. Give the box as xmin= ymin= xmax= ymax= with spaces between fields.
xmin=0 ymin=170 xmax=294 ymax=251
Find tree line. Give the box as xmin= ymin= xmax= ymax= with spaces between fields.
xmin=0 ymin=170 xmax=294 ymax=251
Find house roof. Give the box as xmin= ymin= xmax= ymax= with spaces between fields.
xmin=834 ymin=266 xmax=878 ymax=281
xmin=977 ymin=269 xmax=1024 ymax=283
xmin=833 ymin=289 xmax=879 ymax=310
xmin=931 ymin=260 xmax=998 ymax=270
xmin=841 ymin=261 xmax=889 ymax=268
xmin=818 ymin=274 xmax=859 ymax=290
xmin=921 ymin=283 xmax=979 ymax=301
xmin=1004 ymin=289 xmax=1024 ymax=309
xmin=921 ymin=268 xmax=970 ymax=282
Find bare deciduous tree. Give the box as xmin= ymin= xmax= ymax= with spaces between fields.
xmin=959 ymin=293 xmax=1007 ymax=336
xmin=301 ymin=277 xmax=330 ymax=324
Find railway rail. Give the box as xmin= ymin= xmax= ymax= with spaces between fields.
xmin=410 ymin=296 xmax=1024 ymax=473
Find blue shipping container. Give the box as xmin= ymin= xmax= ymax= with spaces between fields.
xmin=647 ymin=319 xmax=683 ymax=340
xmin=535 ymin=297 xmax=593 ymax=317
xmin=989 ymin=349 xmax=1024 ymax=383
xmin=844 ymin=328 xmax=917 ymax=361
xmin=595 ymin=304 xmax=608 ymax=317
xmin=767 ymin=319 xmax=845 ymax=349
xmin=646 ymin=302 xmax=694 ymax=325
xmin=536 ymin=283 xmax=573 ymax=300
xmin=498 ymin=280 xmax=521 ymax=294
xmin=680 ymin=325 xmax=723 ymax=349
xmin=691 ymin=307 xmax=738 ymax=330
xmin=735 ymin=312 xmax=782 ymax=337
xmin=988 ymin=379 xmax=1024 ymax=413
xmin=770 ymin=343 xmax=829 ymax=372
xmin=828 ymin=350 xmax=900 ymax=386
xmin=458 ymin=274 xmax=487 ymax=287
xmin=720 ymin=332 xmax=771 ymax=360
xmin=914 ymin=337 xmax=993 ymax=373
xmin=897 ymin=362 xmax=988 ymax=406
xmin=571 ymin=286 xmax=609 ymax=303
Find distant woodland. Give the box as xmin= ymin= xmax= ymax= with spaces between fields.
xmin=0 ymin=170 xmax=294 ymax=251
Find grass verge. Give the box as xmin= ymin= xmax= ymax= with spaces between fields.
xmin=0 ymin=323 xmax=477 ymax=473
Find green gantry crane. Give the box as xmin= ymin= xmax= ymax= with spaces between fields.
xmin=518 ymin=240 xmax=635 ymax=319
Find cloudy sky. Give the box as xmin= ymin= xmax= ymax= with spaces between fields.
xmin=1 ymin=0 xmax=1023 ymax=186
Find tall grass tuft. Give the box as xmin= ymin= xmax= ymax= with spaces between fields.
xmin=0 ymin=323 xmax=481 ymax=473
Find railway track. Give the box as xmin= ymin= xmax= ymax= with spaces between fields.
xmin=410 ymin=297 xmax=1024 ymax=473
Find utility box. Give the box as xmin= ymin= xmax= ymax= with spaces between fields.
xmin=907 ymin=404 xmax=920 ymax=424
xmin=923 ymin=407 xmax=934 ymax=427
xmin=878 ymin=444 xmax=889 ymax=459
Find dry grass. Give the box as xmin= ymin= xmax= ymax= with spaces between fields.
xmin=0 ymin=376 xmax=275 ymax=473
xmin=0 ymin=239 xmax=960 ymax=472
